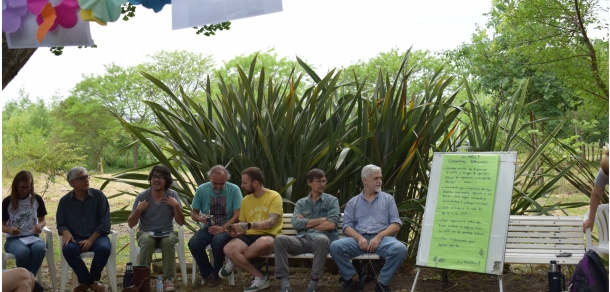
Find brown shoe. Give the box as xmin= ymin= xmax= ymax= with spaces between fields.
xmin=89 ymin=281 xmax=108 ymax=292
xmin=207 ymin=276 xmax=222 ymax=287
xmin=71 ymin=283 xmax=88 ymax=292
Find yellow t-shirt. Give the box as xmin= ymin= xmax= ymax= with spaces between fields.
xmin=239 ymin=189 xmax=283 ymax=236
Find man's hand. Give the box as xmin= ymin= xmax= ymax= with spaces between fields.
xmin=296 ymin=214 xmax=304 ymax=219
xmin=227 ymin=225 xmax=239 ymax=237
xmin=62 ymin=231 xmax=75 ymax=247
xmin=357 ymin=237 xmax=369 ymax=251
xmin=135 ymin=200 xmax=150 ymax=212
xmin=208 ymin=226 xmax=224 ymax=235
xmin=78 ymin=238 xmax=94 ymax=252
xmin=162 ymin=197 xmax=179 ymax=208
xmin=583 ymin=218 xmax=594 ymax=232
xmin=33 ymin=223 xmax=44 ymax=233
xmin=368 ymin=236 xmax=382 ymax=252
xmin=231 ymin=222 xmax=246 ymax=235
xmin=199 ymin=214 xmax=208 ymax=224
xmin=10 ymin=227 xmax=21 ymax=235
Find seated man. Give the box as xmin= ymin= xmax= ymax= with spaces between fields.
xmin=274 ymin=168 xmax=340 ymax=292
xmin=330 ymin=164 xmax=407 ymax=292
xmin=127 ymin=165 xmax=184 ymax=292
xmin=57 ymin=167 xmax=111 ymax=292
xmin=188 ymin=165 xmax=242 ymax=287
xmin=220 ymin=167 xmax=283 ymax=292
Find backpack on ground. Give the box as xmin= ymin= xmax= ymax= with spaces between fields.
xmin=569 ymin=249 xmax=609 ymax=292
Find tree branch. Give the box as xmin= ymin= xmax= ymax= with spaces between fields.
xmin=573 ymin=0 xmax=609 ymax=99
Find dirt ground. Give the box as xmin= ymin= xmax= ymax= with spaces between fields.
xmin=35 ymin=261 xmax=553 ymax=292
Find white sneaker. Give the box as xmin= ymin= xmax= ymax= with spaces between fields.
xmin=244 ymin=276 xmax=270 ymax=292
xmin=218 ymin=258 xmax=235 ymax=278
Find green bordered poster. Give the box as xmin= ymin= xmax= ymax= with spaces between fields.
xmin=426 ymin=154 xmax=500 ymax=272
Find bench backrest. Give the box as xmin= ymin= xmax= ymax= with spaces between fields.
xmin=506 ymin=215 xmax=585 ymax=252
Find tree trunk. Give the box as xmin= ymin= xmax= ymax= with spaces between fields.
xmin=2 ymin=33 xmax=37 ymax=89
xmin=133 ymin=142 xmax=138 ymax=168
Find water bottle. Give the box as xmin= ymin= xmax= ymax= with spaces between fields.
xmin=548 ymin=260 xmax=565 ymax=292
xmin=123 ymin=262 xmax=133 ymax=288
xmin=156 ymin=276 xmax=163 ymax=292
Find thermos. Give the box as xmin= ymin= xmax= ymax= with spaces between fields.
xmin=123 ymin=262 xmax=133 ymax=288
xmin=548 ymin=260 xmax=565 ymax=292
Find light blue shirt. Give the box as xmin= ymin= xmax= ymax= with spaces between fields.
xmin=342 ymin=191 xmax=402 ymax=235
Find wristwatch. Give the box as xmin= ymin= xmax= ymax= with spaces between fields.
xmin=247 ymin=223 xmax=251 ymax=230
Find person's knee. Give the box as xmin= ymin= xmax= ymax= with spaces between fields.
xmin=329 ymin=240 xmax=341 ymax=254
xmin=313 ymin=236 xmax=330 ymax=246
xmin=95 ymin=240 xmax=112 ymax=257
xmin=211 ymin=233 xmax=228 ymax=247
xmin=31 ymin=242 xmax=46 ymax=255
xmin=260 ymin=236 xmax=274 ymax=250
xmin=274 ymin=235 xmax=289 ymax=249
xmin=138 ymin=235 xmax=156 ymax=249
xmin=223 ymin=240 xmax=237 ymax=255
xmin=391 ymin=242 xmax=408 ymax=258
xmin=62 ymin=243 xmax=80 ymax=257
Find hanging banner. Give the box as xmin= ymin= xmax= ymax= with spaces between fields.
xmin=172 ymin=0 xmax=283 ymax=30
xmin=6 ymin=10 xmax=93 ymax=48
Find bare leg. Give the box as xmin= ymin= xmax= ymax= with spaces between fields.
xmin=224 ymin=236 xmax=274 ymax=278
xmin=2 ymin=268 xmax=35 ymax=292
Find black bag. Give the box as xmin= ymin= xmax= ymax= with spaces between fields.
xmin=569 ymin=249 xmax=609 ymax=292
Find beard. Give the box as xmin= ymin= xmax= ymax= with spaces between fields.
xmin=374 ymin=186 xmax=382 ymax=193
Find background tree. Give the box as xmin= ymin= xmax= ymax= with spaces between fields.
xmin=448 ymin=0 xmax=609 ymax=146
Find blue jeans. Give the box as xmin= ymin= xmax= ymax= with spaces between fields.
xmin=62 ymin=235 xmax=111 ymax=285
xmin=188 ymin=227 xmax=232 ymax=279
xmin=4 ymin=237 xmax=46 ymax=275
xmin=329 ymin=234 xmax=407 ymax=286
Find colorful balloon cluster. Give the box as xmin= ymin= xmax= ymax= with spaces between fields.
xmin=2 ymin=0 xmax=128 ymax=42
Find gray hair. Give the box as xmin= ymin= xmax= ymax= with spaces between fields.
xmin=67 ymin=166 xmax=87 ymax=183
xmin=207 ymin=165 xmax=231 ymax=180
xmin=361 ymin=164 xmax=381 ymax=179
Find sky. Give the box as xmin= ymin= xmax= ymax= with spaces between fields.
xmin=1 ymin=0 xmax=493 ymax=105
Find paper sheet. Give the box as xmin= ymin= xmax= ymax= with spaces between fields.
xmin=18 ymin=235 xmax=43 ymax=245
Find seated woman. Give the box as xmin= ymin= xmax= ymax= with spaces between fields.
xmin=2 ymin=170 xmax=48 ymax=276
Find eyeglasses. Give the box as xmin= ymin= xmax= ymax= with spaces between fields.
xmin=75 ymin=175 xmax=90 ymax=182
xmin=151 ymin=175 xmax=165 ymax=181
xmin=313 ymin=180 xmax=328 ymax=184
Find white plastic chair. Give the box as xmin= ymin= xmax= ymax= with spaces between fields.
xmin=191 ymin=247 xmax=235 ymax=285
xmin=59 ymin=231 xmax=118 ymax=292
xmin=129 ymin=223 xmax=187 ymax=285
xmin=584 ymin=204 xmax=609 ymax=255
xmin=2 ymin=226 xmax=58 ymax=290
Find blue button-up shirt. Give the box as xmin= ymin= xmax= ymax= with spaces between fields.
xmin=56 ymin=188 xmax=111 ymax=238
xmin=292 ymin=193 xmax=340 ymax=242
xmin=343 ymin=191 xmax=402 ymax=235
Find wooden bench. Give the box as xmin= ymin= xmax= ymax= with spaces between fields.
xmin=193 ymin=213 xmax=381 ymax=285
xmin=259 ymin=213 xmax=381 ymax=260
xmin=504 ymin=215 xmax=585 ymax=265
